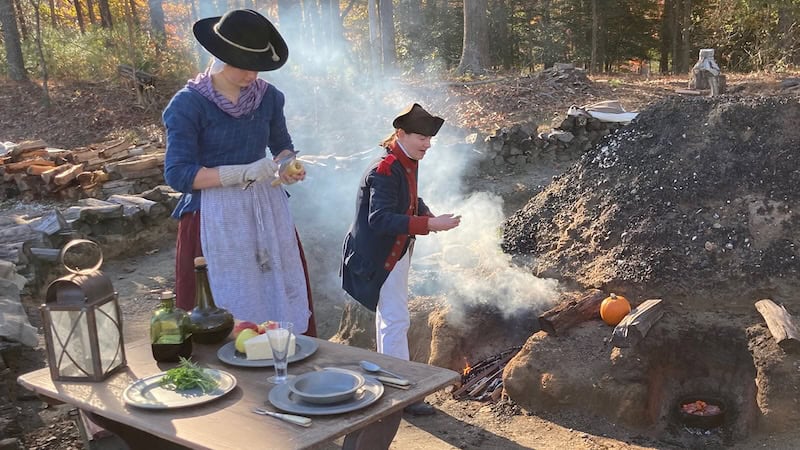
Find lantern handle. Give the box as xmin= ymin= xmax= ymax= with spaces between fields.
xmin=59 ymin=239 xmax=104 ymax=274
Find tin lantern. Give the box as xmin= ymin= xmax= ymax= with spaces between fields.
xmin=41 ymin=239 xmax=126 ymax=381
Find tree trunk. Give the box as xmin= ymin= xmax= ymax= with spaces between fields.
xmin=47 ymin=0 xmax=55 ymax=26
xmin=670 ymin=0 xmax=678 ymax=72
xmin=659 ymin=0 xmax=672 ymax=73
xmin=98 ymin=0 xmax=113 ymax=28
xmin=74 ymin=0 xmax=85 ymax=33
xmin=302 ymin=0 xmax=321 ymax=53
xmin=13 ymin=0 xmax=26 ymax=38
xmin=379 ymin=0 xmax=396 ymax=70
xmin=0 ymin=0 xmax=28 ymax=81
xmin=491 ymin=0 xmax=511 ymax=69
xmin=590 ymin=0 xmax=597 ymax=73
xmin=28 ymin=0 xmax=49 ymax=105
xmin=129 ymin=0 xmax=139 ymax=26
xmin=456 ymin=0 xmax=489 ymax=75
xmin=148 ymin=0 xmax=167 ymax=55
xmin=368 ymin=0 xmax=380 ymax=75
xmin=678 ymin=0 xmax=691 ymax=73
xmin=277 ymin=0 xmax=302 ymax=44
xmin=86 ymin=0 xmax=96 ymax=24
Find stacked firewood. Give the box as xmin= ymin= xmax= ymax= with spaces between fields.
xmin=0 ymin=138 xmax=165 ymax=202
xmin=453 ymin=346 xmax=521 ymax=402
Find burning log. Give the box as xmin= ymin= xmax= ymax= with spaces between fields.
xmin=538 ymin=289 xmax=606 ymax=335
xmin=610 ymin=299 xmax=664 ymax=348
xmin=453 ymin=346 xmax=520 ymax=400
xmin=755 ymin=299 xmax=800 ymax=353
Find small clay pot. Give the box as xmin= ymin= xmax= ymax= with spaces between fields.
xmin=677 ymin=395 xmax=726 ymax=429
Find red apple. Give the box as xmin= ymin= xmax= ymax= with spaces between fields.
xmin=232 ymin=321 xmax=259 ymax=338
xmin=257 ymin=320 xmax=277 ymax=334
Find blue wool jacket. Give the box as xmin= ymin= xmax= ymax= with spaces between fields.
xmin=162 ymin=84 xmax=294 ymax=219
xmin=341 ymin=146 xmax=432 ymax=311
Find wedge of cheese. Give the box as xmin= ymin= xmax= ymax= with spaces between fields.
xmin=244 ymin=333 xmax=297 ymax=360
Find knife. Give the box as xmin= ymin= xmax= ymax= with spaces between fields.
xmin=252 ymin=408 xmax=312 ymax=427
xmin=374 ymin=375 xmax=411 ymax=388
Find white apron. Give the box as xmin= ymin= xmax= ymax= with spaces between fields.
xmin=200 ymin=181 xmax=310 ymax=333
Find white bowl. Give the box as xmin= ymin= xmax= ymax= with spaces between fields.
xmin=288 ymin=369 xmax=365 ymax=405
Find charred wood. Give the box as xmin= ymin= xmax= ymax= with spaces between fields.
xmin=538 ymin=289 xmax=605 ymax=335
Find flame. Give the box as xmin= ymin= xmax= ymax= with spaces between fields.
xmin=462 ymin=357 xmax=471 ymax=376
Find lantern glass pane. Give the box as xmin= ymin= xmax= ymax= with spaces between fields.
xmin=97 ymin=300 xmax=124 ymax=372
xmin=49 ymin=309 xmax=93 ymax=377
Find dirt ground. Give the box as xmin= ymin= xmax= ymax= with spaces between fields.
xmin=15 ymin=238 xmax=800 ymax=449
xmin=3 ymin=70 xmax=800 ymax=449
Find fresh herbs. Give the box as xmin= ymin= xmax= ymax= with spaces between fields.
xmin=158 ymin=357 xmax=219 ymax=393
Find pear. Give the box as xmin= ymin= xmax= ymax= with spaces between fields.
xmin=235 ymin=328 xmax=259 ymax=353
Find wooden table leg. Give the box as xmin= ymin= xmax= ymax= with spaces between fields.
xmin=85 ymin=412 xmax=191 ymax=450
xmin=341 ymin=411 xmax=402 ymax=450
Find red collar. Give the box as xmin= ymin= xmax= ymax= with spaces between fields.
xmin=388 ymin=141 xmax=418 ymax=171
xmin=376 ymin=141 xmax=418 ymax=175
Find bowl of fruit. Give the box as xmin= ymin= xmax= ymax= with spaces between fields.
xmin=288 ymin=369 xmax=365 ymax=405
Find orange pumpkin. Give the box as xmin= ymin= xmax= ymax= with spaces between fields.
xmin=600 ymin=293 xmax=631 ymax=326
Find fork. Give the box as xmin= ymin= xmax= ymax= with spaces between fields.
xmin=252 ymin=407 xmax=312 ymax=427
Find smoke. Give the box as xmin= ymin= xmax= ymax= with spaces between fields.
xmin=191 ymin=5 xmax=560 ymax=329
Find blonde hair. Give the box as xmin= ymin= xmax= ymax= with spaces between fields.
xmin=380 ymin=130 xmax=398 ymax=148
xmin=208 ymin=58 xmax=226 ymax=75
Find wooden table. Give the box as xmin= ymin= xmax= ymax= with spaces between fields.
xmin=17 ymin=337 xmax=459 ymax=450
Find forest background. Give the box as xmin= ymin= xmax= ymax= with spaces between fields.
xmin=1 ymin=0 xmax=800 ymax=100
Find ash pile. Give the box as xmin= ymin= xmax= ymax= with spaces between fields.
xmin=502 ymin=95 xmax=800 ymax=306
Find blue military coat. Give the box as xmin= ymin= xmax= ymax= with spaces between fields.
xmin=341 ymin=143 xmax=431 ymax=311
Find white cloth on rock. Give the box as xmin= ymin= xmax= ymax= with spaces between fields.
xmin=200 ymin=181 xmax=309 ymax=333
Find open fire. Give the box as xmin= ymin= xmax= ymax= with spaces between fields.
xmin=453 ymin=346 xmax=521 ymax=401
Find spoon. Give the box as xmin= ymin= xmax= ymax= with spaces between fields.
xmin=359 ymin=360 xmax=403 ymax=379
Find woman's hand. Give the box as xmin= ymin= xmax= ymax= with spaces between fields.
xmin=428 ymin=214 xmax=461 ymax=232
xmin=274 ymin=150 xmax=306 ymax=185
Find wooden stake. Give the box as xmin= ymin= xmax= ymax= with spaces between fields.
xmin=611 ymin=299 xmax=664 ymax=348
xmin=755 ymin=299 xmax=800 ymax=353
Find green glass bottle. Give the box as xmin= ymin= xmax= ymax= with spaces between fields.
xmin=150 ymin=290 xmax=192 ymax=362
xmin=188 ymin=257 xmax=234 ymax=344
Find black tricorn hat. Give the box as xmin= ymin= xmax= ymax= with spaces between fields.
xmin=392 ymin=103 xmax=445 ymax=137
xmin=193 ymin=9 xmax=288 ymax=72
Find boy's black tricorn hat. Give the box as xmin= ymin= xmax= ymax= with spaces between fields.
xmin=193 ymin=9 xmax=288 ymax=71
xmin=392 ymin=103 xmax=445 ymax=137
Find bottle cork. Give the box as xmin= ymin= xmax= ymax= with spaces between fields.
xmin=194 ymin=256 xmax=207 ymax=267
xmin=161 ymin=290 xmax=174 ymax=299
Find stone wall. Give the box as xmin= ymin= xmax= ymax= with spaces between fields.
xmin=470 ymin=114 xmax=624 ymax=173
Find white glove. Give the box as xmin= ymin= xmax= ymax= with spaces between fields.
xmin=218 ymin=158 xmax=279 ymax=187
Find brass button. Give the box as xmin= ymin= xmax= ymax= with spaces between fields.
xmin=384 ymin=263 xmax=390 ymax=268
xmin=395 ymin=240 xmax=401 ymax=245
xmin=391 ymin=252 xmax=396 ymax=256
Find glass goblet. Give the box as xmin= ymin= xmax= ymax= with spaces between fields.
xmin=266 ymin=321 xmax=294 ymax=384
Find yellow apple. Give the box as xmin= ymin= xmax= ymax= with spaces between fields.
xmin=235 ymin=328 xmax=258 ymax=353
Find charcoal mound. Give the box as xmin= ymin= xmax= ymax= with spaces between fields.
xmin=502 ymin=95 xmax=800 ymax=306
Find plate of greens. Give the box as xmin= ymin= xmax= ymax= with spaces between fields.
xmin=123 ymin=358 xmax=236 ymax=409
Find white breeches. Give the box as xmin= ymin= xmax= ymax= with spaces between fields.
xmin=375 ymin=251 xmax=411 ymax=360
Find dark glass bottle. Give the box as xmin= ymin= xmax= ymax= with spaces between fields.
xmin=188 ymin=257 xmax=234 ymax=344
xmin=150 ymin=290 xmax=193 ymax=362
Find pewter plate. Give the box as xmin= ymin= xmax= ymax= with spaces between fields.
xmin=123 ymin=369 xmax=236 ymax=409
xmin=216 ymin=335 xmax=319 ymax=368
xmin=268 ymin=377 xmax=384 ymax=416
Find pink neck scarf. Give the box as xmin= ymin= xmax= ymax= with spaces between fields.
xmin=186 ymin=71 xmax=269 ymax=118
